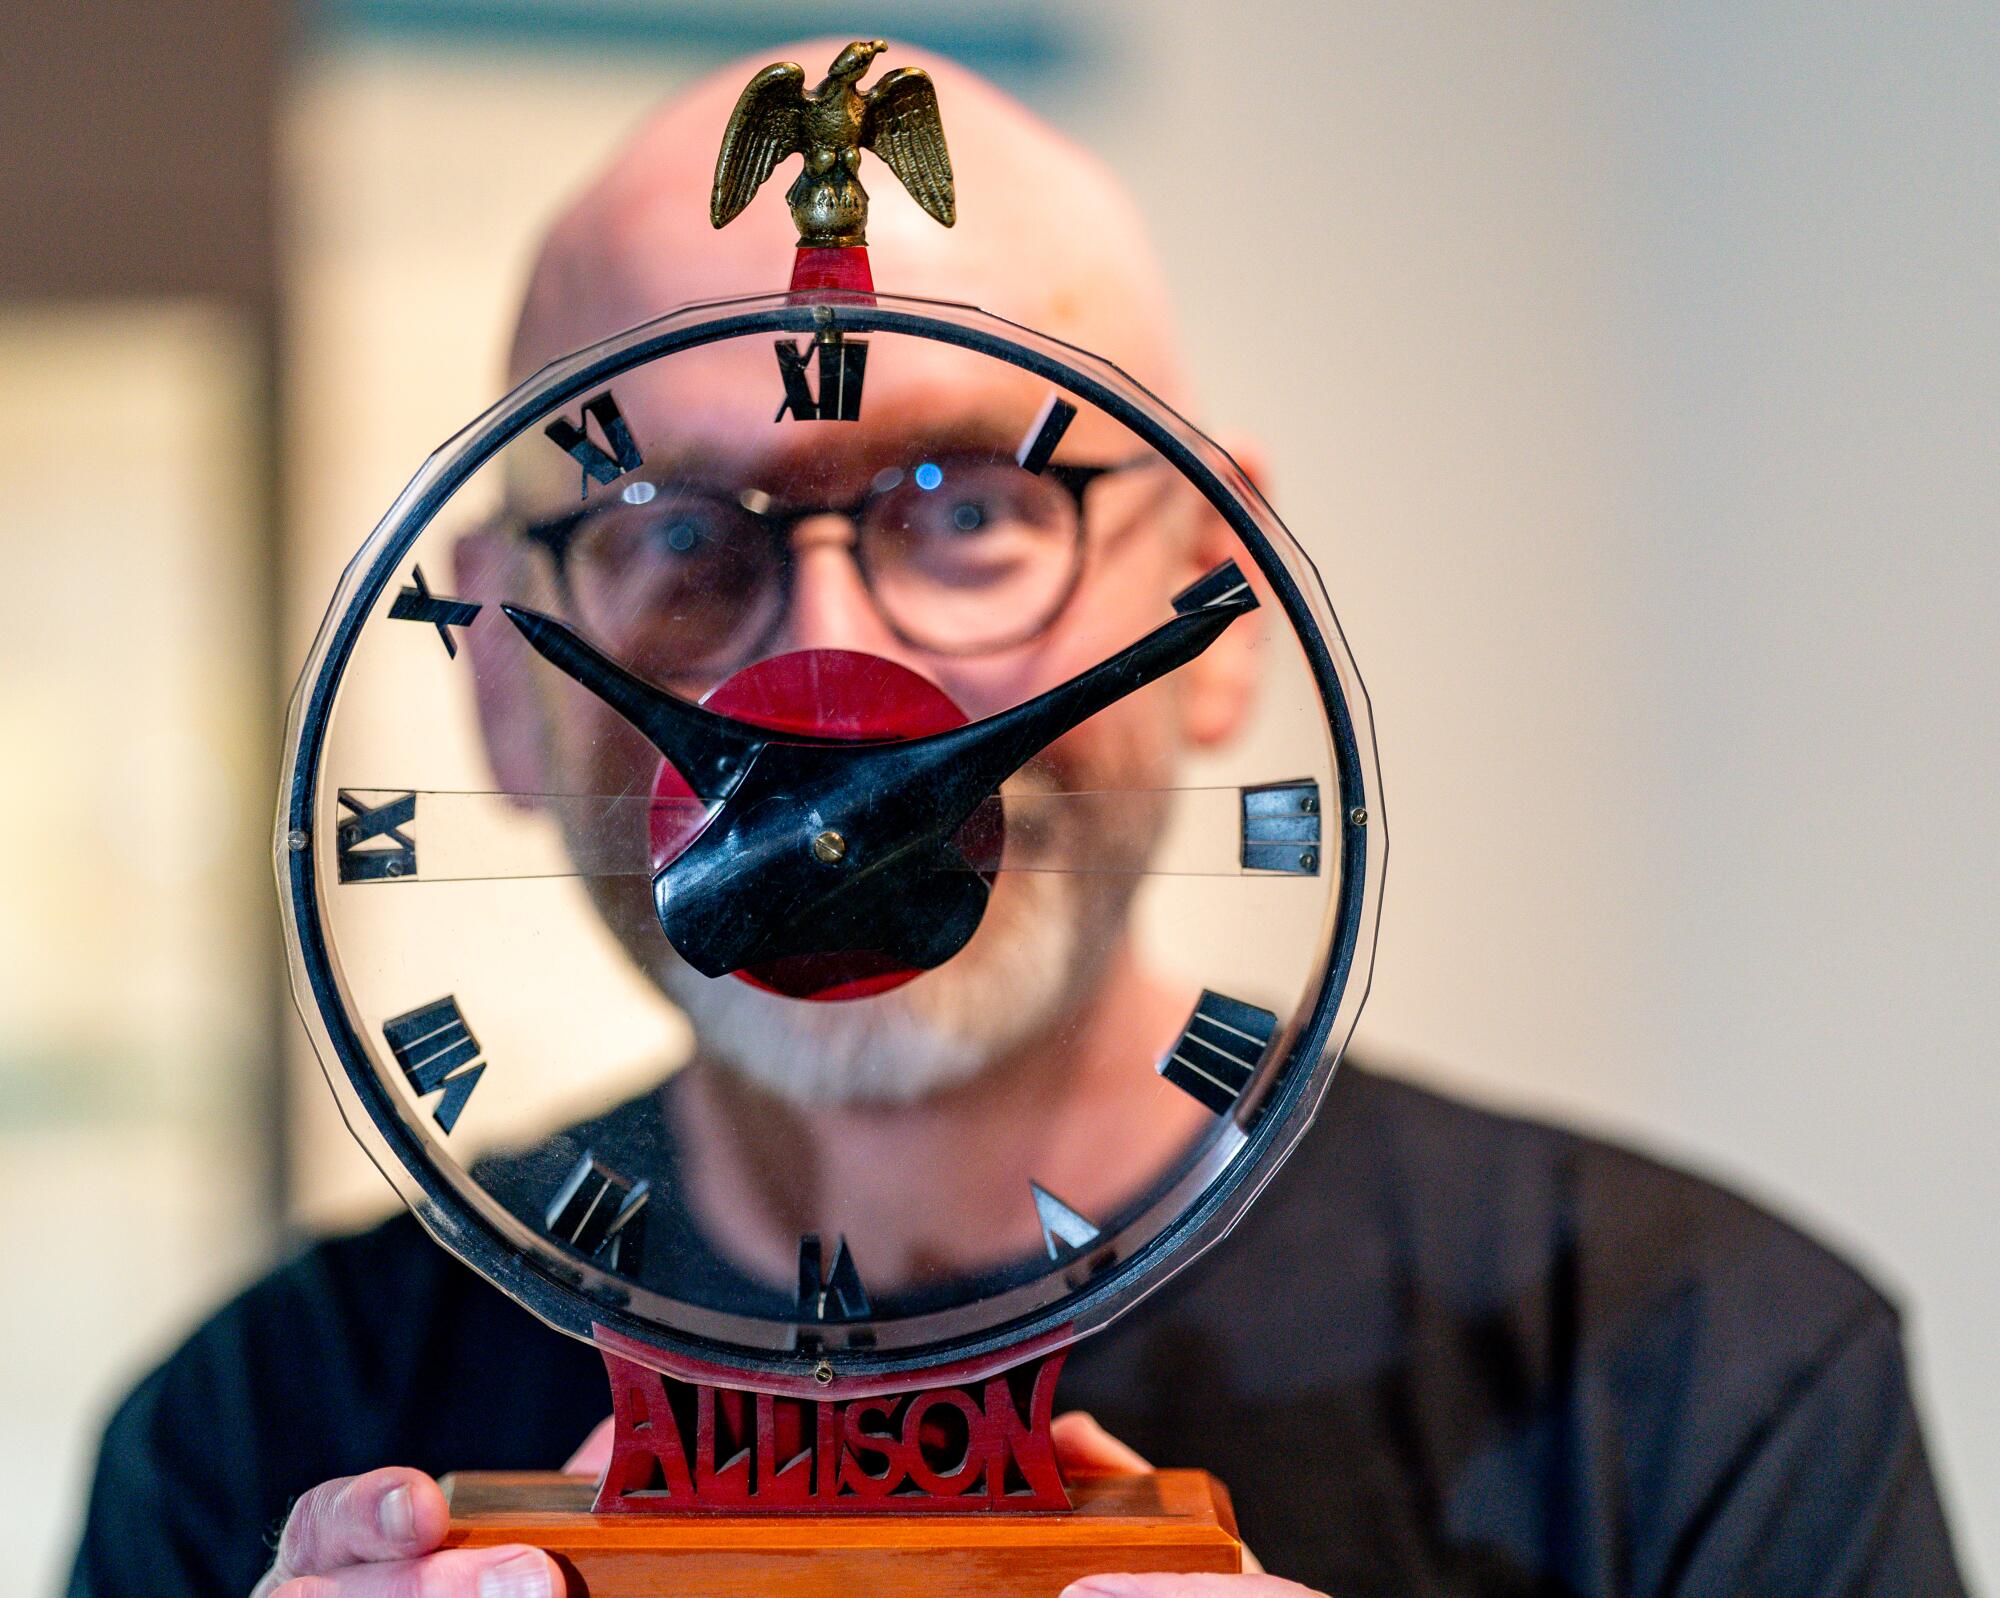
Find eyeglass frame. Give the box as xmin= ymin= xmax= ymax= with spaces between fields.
xmin=518 ymin=452 xmax=1164 ymax=662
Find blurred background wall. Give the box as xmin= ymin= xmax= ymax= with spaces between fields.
xmin=3 ymin=2 xmax=1993 ymax=1592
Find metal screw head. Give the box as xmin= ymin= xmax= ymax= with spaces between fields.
xmin=813 ymin=1360 xmax=836 ymax=1386
xmin=286 ymin=828 xmax=309 ymax=852
xmin=811 ymin=829 xmax=848 ymax=865
xmin=1299 ymin=848 xmax=1319 ymax=873
xmin=812 ymin=303 xmax=835 ymax=328
xmin=1348 ymin=806 xmax=1369 ymax=827
xmin=1301 ymin=795 xmax=1318 ymax=814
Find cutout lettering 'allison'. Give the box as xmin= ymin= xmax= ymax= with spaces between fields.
xmin=1158 ymin=990 xmax=1278 ymax=1115
xmin=546 ymin=1151 xmax=649 ymax=1272
xmin=335 ymin=790 xmax=416 ymax=882
xmin=381 ymin=995 xmax=486 ymax=1133
xmin=543 ymin=388 xmax=645 ymax=497
xmin=387 ymin=566 xmax=480 ymax=658
xmin=774 ymin=334 xmax=868 ymax=422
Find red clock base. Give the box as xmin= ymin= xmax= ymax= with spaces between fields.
xmin=439 ymin=1467 xmax=1243 ymax=1597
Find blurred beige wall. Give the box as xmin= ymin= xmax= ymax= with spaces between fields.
xmin=0 ymin=307 xmax=272 ymax=1598
xmin=280 ymin=3 xmax=1997 ymax=1582
xmin=0 ymin=5 xmax=284 ymax=1586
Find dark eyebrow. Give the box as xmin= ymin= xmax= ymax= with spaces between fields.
xmin=876 ymin=417 xmax=1026 ymax=460
xmin=506 ymin=399 xmax=1114 ymax=527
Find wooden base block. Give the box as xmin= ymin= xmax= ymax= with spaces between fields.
xmin=440 ymin=1470 xmax=1242 ymax=1597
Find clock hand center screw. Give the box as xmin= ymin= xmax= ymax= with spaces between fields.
xmin=811 ymin=828 xmax=848 ymax=865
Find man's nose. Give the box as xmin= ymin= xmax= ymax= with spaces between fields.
xmin=765 ymin=514 xmax=911 ymax=661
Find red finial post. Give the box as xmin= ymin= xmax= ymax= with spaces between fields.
xmin=790 ymin=245 xmax=876 ymax=297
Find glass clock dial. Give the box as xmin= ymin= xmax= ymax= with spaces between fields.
xmin=278 ymin=291 xmax=1382 ymax=1389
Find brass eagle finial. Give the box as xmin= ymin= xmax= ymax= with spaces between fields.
xmin=711 ymin=39 xmax=955 ymax=248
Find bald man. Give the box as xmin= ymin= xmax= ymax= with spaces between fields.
xmin=70 ymin=45 xmax=1965 ymax=1598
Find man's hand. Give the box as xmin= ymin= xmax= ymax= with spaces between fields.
xmin=250 ymin=1466 xmax=562 ymax=1597
xmin=1051 ymin=1412 xmax=1328 ymax=1598
xmin=1062 ymin=1581 xmax=1326 ymax=1598
xmin=551 ymin=1410 xmax=1331 ymax=1598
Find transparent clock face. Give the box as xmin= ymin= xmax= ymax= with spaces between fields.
xmin=279 ymin=292 xmax=1382 ymax=1390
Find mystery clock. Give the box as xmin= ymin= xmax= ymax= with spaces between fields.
xmin=277 ymin=38 xmax=1382 ymax=1585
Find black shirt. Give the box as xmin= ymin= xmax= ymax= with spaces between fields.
xmin=67 ymin=1064 xmax=1968 ymax=1596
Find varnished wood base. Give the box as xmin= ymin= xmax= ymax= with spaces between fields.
xmin=440 ymin=1470 xmax=1242 ymax=1597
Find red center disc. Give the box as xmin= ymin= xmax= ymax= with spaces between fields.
xmin=647 ymin=649 xmax=1001 ymax=1002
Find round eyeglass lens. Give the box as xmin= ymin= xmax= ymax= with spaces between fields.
xmin=861 ymin=458 xmax=1083 ymax=653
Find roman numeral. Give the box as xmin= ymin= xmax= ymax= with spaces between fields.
xmin=797 ymin=1233 xmax=870 ymax=1321
xmin=387 ymin=566 xmax=481 ymax=657
xmin=773 ymin=334 xmax=868 ymax=422
xmin=546 ymin=1150 xmax=649 ymax=1272
xmin=543 ymin=389 xmax=645 ymax=496
xmin=382 ymin=996 xmax=487 ymax=1133
xmin=1241 ymin=779 xmax=1321 ymax=875
xmin=1029 ymin=1181 xmax=1101 ymax=1261
xmin=1158 ymin=990 xmax=1278 ymax=1115
xmin=1015 ymin=394 xmax=1077 ymax=475
xmin=335 ymin=791 xmax=416 ymax=882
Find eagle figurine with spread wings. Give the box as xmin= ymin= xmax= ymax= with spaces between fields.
xmin=710 ymin=39 xmax=955 ymax=248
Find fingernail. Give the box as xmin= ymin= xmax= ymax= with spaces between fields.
xmin=479 ymin=1551 xmax=553 ymax=1598
xmin=1064 ymin=1580 xmax=1144 ymax=1597
xmin=377 ymin=1484 xmax=414 ymax=1544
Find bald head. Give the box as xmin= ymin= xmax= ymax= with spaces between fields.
xmin=510 ymin=39 xmax=1188 ymax=402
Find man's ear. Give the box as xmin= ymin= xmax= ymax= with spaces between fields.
xmin=451 ymin=525 xmax=549 ymax=807
xmin=1176 ymin=432 xmax=1270 ymax=750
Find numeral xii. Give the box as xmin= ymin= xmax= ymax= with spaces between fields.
xmin=774 ymin=334 xmax=867 ymax=422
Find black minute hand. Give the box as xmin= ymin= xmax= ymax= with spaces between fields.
xmin=893 ymin=560 xmax=1259 ymax=802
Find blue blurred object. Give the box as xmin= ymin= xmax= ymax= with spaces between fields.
xmin=314 ymin=0 xmax=1087 ymax=79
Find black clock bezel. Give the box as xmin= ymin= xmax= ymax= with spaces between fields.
xmin=278 ymin=290 xmax=1384 ymax=1392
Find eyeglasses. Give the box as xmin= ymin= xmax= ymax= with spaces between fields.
xmin=521 ymin=451 xmax=1159 ymax=674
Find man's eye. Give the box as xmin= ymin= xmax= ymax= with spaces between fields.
xmin=947 ymin=499 xmax=990 ymax=533
xmin=648 ymin=515 xmax=709 ymax=555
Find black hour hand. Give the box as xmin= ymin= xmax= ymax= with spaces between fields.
xmin=501 ymin=603 xmax=845 ymax=801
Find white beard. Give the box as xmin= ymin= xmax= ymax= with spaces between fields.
xmin=653 ymin=756 xmax=1166 ymax=1107
xmin=659 ymin=861 xmax=1085 ymax=1106
xmin=573 ymin=755 xmax=1170 ymax=1110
